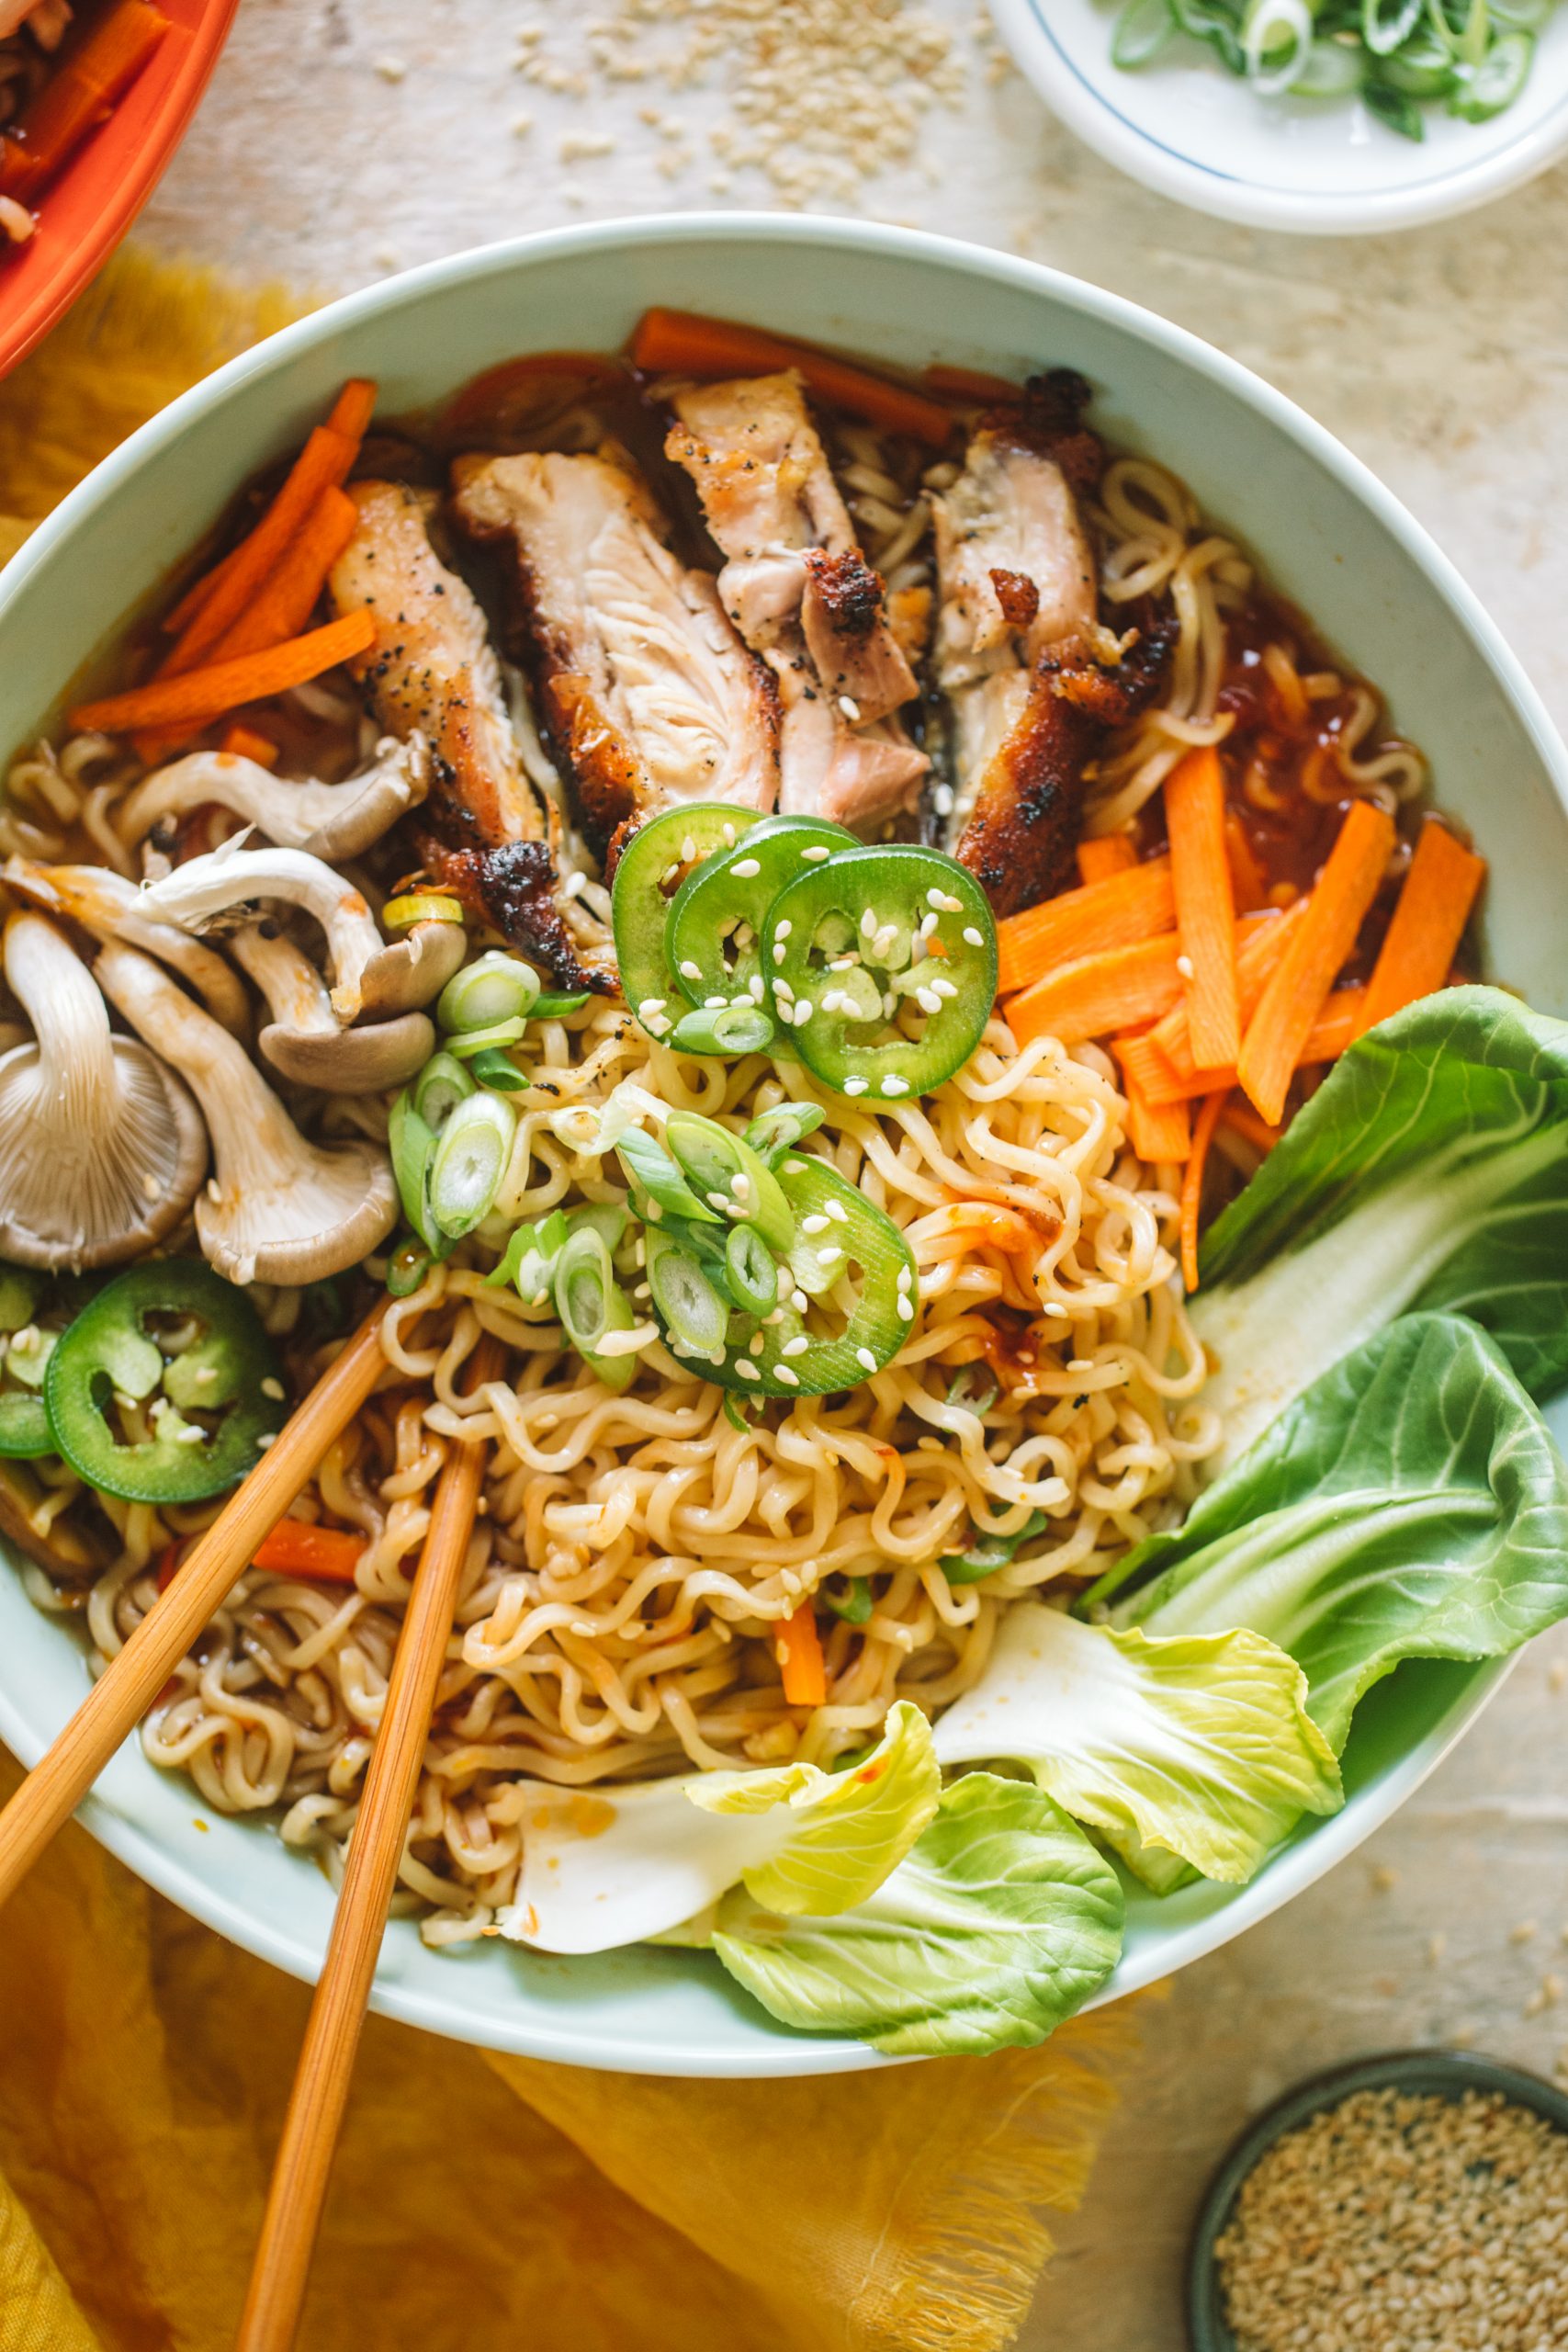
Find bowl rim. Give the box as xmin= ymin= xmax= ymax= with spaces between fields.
xmin=2 ymin=212 xmax=1566 ymax=2074
xmin=988 ymin=0 xmax=1568 ymax=235
xmin=1186 ymin=2045 xmax=1568 ymax=2349
xmin=0 ymin=0 xmax=244 ymax=381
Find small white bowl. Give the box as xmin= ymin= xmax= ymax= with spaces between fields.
xmin=990 ymin=0 xmax=1568 ymax=233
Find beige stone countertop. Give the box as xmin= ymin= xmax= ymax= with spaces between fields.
xmin=137 ymin=6 xmax=1568 ymax=2341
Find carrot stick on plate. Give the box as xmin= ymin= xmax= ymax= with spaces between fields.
xmin=1356 ymin=819 xmax=1485 ymax=1035
xmin=1179 ymin=1089 xmax=1230 ymax=1290
xmin=630 ymin=308 xmax=955 ymax=446
xmin=70 ymin=611 xmax=377 ymax=737
xmin=776 ymin=1605 xmax=827 ymax=1707
xmin=1123 ymin=1068 xmax=1192 ymax=1165
xmin=1166 ymin=745 xmax=1240 ymax=1069
xmin=1124 ymin=984 xmax=1368 ymax=1107
xmin=1007 ymin=933 xmax=1186 ymax=1049
xmin=0 ymin=0 xmax=171 ymax=204
xmin=206 ymin=486 xmax=360 ymax=663
xmin=1076 ymin=834 xmax=1139 ymax=887
xmin=995 ymin=856 xmax=1174 ymax=996
xmin=1237 ymin=797 xmax=1395 ymax=1125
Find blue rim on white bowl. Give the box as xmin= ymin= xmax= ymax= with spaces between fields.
xmin=2 ymin=215 xmax=1566 ymax=2075
xmin=989 ymin=0 xmax=1568 ymax=234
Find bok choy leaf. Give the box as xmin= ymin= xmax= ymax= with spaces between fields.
xmin=1192 ymin=988 xmax=1568 ymax=1470
xmin=1102 ymin=1313 xmax=1568 ymax=1752
xmin=930 ymin=1606 xmax=1342 ymax=1888
xmin=708 ymin=1774 xmax=1124 ymax=2055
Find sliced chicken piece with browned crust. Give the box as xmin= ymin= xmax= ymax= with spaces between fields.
xmin=328 ymin=479 xmax=610 ymax=990
xmin=665 ymin=371 xmax=926 ymax=829
xmin=330 ymin=479 xmax=546 ymax=850
xmin=450 ymin=447 xmax=779 ymax=853
xmin=933 ymin=372 xmax=1168 ymax=916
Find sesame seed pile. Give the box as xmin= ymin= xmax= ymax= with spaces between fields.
xmin=515 ymin=0 xmax=970 ymax=207
xmin=1215 ymin=2086 xmax=1568 ymax=2352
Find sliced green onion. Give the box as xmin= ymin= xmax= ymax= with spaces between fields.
xmin=1362 ymin=0 xmax=1422 ymax=50
xmin=554 ymin=1227 xmax=615 ymax=1353
xmin=1363 ymin=72 xmax=1427 ymax=128
xmin=437 ymin=950 xmax=541 ymax=1035
xmin=939 ymin=1509 xmax=1048 ymax=1588
xmin=484 ymin=1212 xmax=567 ymax=1306
xmin=1244 ymin=0 xmax=1315 ymax=90
xmin=724 ymin=1223 xmax=780 ymax=1317
xmin=412 ymin=1051 xmax=475 ymax=1131
xmin=1373 ymin=26 xmax=1458 ymax=86
xmin=743 ymin=1102 xmax=826 ymax=1168
xmin=646 ymin=1229 xmax=730 ymax=1359
xmin=1293 ymin=32 xmax=1366 ymax=89
xmin=382 ymin=891 xmax=466 ymax=931
xmin=0 ymin=1268 xmax=42 ymax=1334
xmin=945 ymin=1366 xmax=999 ymax=1417
xmin=568 ymin=1202 xmax=629 ymax=1256
xmin=465 ymin=1046 xmax=530 ymax=1093
xmin=6 ymin=1327 xmax=55 ymax=1389
xmin=1450 ymin=25 xmax=1531 ymax=112
xmin=667 ymin=1002 xmax=776 ymax=1057
xmin=1171 ymin=0 xmax=1247 ymax=68
xmin=388 ymin=1092 xmax=446 ymax=1254
xmin=446 ymin=1016 xmax=528 ymax=1060
xmin=1113 ymin=0 xmax=1179 ymax=62
xmin=0 ymin=1389 xmax=53 ymax=1458
xmin=532 ymin=989 xmax=591 ymax=1018
xmin=428 ymin=1092 xmax=516 ymax=1238
xmin=723 ymin=1393 xmax=753 ymax=1433
xmin=825 ymin=1577 xmax=874 ymax=1624
xmin=615 ymin=1127 xmax=721 ymax=1225
xmin=665 ymin=1113 xmax=795 ymax=1253
xmin=386 ymin=1237 xmax=433 ymax=1297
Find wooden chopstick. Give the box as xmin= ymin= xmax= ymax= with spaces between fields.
xmin=0 ymin=1306 xmax=389 ymax=1915
xmin=235 ymin=1337 xmax=502 ymax=2352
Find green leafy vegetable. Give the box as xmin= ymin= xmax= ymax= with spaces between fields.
xmin=1105 ymin=1313 xmax=1568 ymax=1751
xmin=931 ymin=1604 xmax=1342 ymax=1888
xmin=709 ymin=1775 xmax=1124 ymax=2055
xmin=1192 ymin=989 xmax=1568 ymax=1469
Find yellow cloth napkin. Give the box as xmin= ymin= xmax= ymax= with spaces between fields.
xmin=0 ymin=251 xmax=1149 ymax=2352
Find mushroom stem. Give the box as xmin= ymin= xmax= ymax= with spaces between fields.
xmin=2 ymin=856 xmax=252 ymax=1043
xmin=137 ymin=842 xmax=466 ymax=1023
xmin=95 ymin=941 xmax=398 ymax=1287
xmin=0 ymin=914 xmax=207 ymax=1272
xmin=117 ymin=735 xmax=431 ymax=864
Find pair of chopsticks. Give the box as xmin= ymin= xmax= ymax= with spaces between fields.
xmin=0 ymin=1305 xmax=502 ymax=2352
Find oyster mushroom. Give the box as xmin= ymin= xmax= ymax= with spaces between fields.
xmin=95 ymin=940 xmax=398 ymax=1286
xmin=0 ymin=912 xmax=207 ymax=1271
xmin=116 ymin=735 xmax=431 ymax=864
xmin=2 ymin=855 xmax=252 ymax=1044
xmin=137 ymin=842 xmax=467 ymax=1023
xmin=230 ymin=926 xmax=434 ymax=1093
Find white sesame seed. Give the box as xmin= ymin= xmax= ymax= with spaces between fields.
xmin=705 ymin=994 xmax=728 ymax=1009
xmin=838 ymin=695 xmax=861 ymax=720
xmin=801 ymin=845 xmax=831 ymax=862
xmin=254 ymin=1433 xmax=276 ymax=1451
xmin=931 ymin=976 xmax=958 ymax=999
xmin=932 ymin=784 xmax=954 ymax=817
xmin=784 ymin=1161 xmax=807 ymax=1175
xmin=260 ymin=1377 xmax=286 ymax=1401
xmin=916 ymin=987 xmax=942 ymax=1014
xmin=737 ymin=1361 xmax=760 ymax=1379
xmin=881 ymin=1075 xmax=910 ymax=1096
xmin=732 ymin=857 xmax=761 ymax=877
xmin=773 ymin=944 xmax=787 ymax=966
xmin=825 ymin=1200 xmax=849 ymax=1223
xmin=749 ymin=974 xmax=766 ymax=1002
xmin=792 ymin=999 xmax=814 ymax=1025
xmin=682 ymin=836 xmax=697 ymax=863
xmin=860 ymin=909 xmax=876 ymax=937
xmin=783 ymin=1334 xmax=810 ymax=1356
xmin=775 ymin=1364 xmax=800 ymax=1385
xmin=722 ymin=823 xmax=736 ymax=845
xmin=775 ymin=919 xmax=793 ymax=939
xmin=707 ymin=1191 xmax=731 ymax=1212
xmin=802 ymin=1214 xmax=830 ymax=1235
xmin=1176 ymin=953 xmax=1194 ymax=980
xmin=818 ymin=1245 xmax=843 ymax=1266
xmin=791 ymin=1289 xmax=809 ymax=1312
xmin=638 ymin=998 xmax=666 ymax=1017
xmin=963 ymin=926 xmax=985 ymax=946
xmin=843 ymin=1077 xmax=868 ymax=1095
xmin=919 ymin=911 xmax=939 ymax=938
xmin=1043 ymin=1301 xmax=1068 ymax=1317
xmin=926 ymin=888 xmax=945 ymax=910
xmin=855 ymin=1347 xmax=878 ymax=1373
xmin=679 ymin=960 xmax=704 ymax=980
xmin=896 ymin=1265 xmax=912 ymax=1291
xmin=749 ymin=1332 xmax=765 ymax=1356
xmin=730 ymin=1173 xmax=750 ymax=1199
xmin=896 ymin=1295 xmax=914 ymax=1320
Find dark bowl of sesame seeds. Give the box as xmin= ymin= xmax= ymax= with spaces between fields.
xmin=1189 ymin=2049 xmax=1568 ymax=2352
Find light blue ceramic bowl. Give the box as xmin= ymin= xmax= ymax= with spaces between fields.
xmin=1 ymin=218 xmax=1564 ymax=2077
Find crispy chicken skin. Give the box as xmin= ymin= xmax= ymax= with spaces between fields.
xmin=665 ymin=370 xmax=926 ymax=829
xmin=934 ymin=373 xmax=1167 ymax=914
xmin=329 ymin=479 xmax=545 ymax=849
xmin=451 ymin=447 xmax=779 ymax=852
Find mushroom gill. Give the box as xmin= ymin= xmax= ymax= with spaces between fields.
xmin=0 ymin=912 xmax=207 ymax=1272
xmin=95 ymin=940 xmax=398 ymax=1287
xmin=116 ymin=734 xmax=431 ymax=865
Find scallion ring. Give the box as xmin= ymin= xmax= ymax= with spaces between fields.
xmin=436 ymin=949 xmax=541 ymax=1035
xmin=1362 ymin=0 xmax=1422 ymax=51
xmin=465 ymin=1046 xmax=529 ymax=1093
xmin=427 ymin=1092 xmax=516 ymax=1238
xmin=1112 ymin=0 xmax=1178 ymax=63
xmin=742 ymin=1101 xmax=826 ymax=1167
xmin=382 ymin=892 xmax=466 ymax=932
xmin=412 ymin=1050 xmax=475 ymax=1131
xmin=645 ymin=1230 xmax=730 ymax=1359
xmin=1243 ymin=0 xmax=1315 ymax=90
xmin=615 ymin=1127 xmax=722 ymax=1225
xmin=725 ymin=1222 xmax=780 ymax=1317
xmin=446 ymin=1016 xmax=528 ymax=1060
xmin=667 ymin=1001 xmax=776 ymax=1057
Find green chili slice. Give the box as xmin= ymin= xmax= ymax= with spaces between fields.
xmin=939 ymin=1509 xmax=1048 ymax=1587
xmin=725 ymin=1222 xmax=780 ymax=1317
xmin=437 ymin=950 xmax=541 ymax=1034
xmin=664 ymin=1113 xmax=795 ymax=1254
xmin=742 ymin=1102 xmax=825 ymax=1167
xmin=428 ymin=1092 xmax=516 ymax=1238
xmin=44 ymin=1260 xmax=288 ymax=1504
xmin=610 ymin=803 xmax=764 ymax=1034
xmin=667 ymin=814 xmax=856 ymax=1008
xmin=762 ymin=843 xmax=998 ymax=1103
xmin=0 ymin=1391 xmax=52 ymax=1458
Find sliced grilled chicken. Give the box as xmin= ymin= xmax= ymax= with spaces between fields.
xmin=450 ymin=447 xmax=779 ymax=853
xmin=932 ymin=373 xmax=1166 ymax=917
xmin=328 ymin=478 xmax=606 ymax=989
xmin=665 ymin=370 xmax=926 ymax=831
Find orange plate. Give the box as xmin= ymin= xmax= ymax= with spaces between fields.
xmin=0 ymin=0 xmax=242 ymax=380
